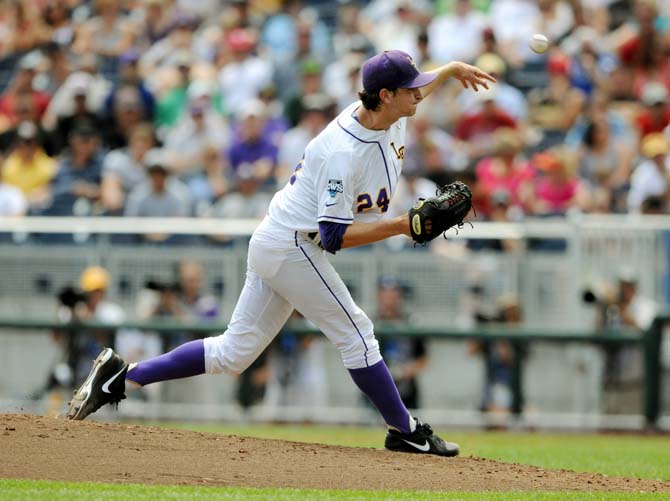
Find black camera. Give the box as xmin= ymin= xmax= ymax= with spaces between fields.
xmin=145 ymin=279 xmax=181 ymax=293
xmin=57 ymin=286 xmax=87 ymax=309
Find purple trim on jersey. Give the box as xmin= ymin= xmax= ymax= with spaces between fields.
xmin=318 ymin=220 xmax=348 ymax=253
xmin=317 ymin=215 xmax=354 ymax=222
xmin=390 ymin=157 xmax=399 ymax=182
xmin=126 ymin=339 xmax=205 ymax=386
xmin=296 ymin=243 xmax=369 ymax=366
xmin=349 ymin=360 xmax=411 ymax=434
xmin=336 ymin=118 xmax=393 ymax=197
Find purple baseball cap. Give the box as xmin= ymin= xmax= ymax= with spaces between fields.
xmin=362 ymin=50 xmax=436 ymax=93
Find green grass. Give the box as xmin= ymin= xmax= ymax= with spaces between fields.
xmin=146 ymin=422 xmax=670 ymax=481
xmin=0 ymin=479 xmax=666 ymax=501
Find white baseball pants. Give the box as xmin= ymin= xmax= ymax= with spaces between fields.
xmin=204 ymin=217 xmax=382 ymax=374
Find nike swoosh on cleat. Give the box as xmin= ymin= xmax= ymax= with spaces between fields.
xmin=401 ymin=439 xmax=430 ymax=452
xmin=325 ymin=202 xmax=338 ymax=207
xmin=101 ymin=366 xmax=126 ymax=394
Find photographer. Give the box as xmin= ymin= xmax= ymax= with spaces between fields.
xmin=137 ymin=259 xmax=219 ymax=351
xmin=587 ymin=268 xmax=657 ymax=413
xmin=44 ymin=266 xmax=129 ymax=412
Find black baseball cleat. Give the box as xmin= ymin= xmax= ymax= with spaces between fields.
xmin=385 ymin=419 xmax=460 ymax=457
xmin=66 ymin=348 xmax=128 ymax=421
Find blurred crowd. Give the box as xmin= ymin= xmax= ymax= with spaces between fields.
xmin=0 ymin=0 xmax=668 ymax=229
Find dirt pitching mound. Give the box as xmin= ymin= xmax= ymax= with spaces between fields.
xmin=1 ymin=414 xmax=668 ymax=493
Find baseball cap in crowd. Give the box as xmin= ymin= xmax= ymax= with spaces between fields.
xmin=302 ymin=93 xmax=335 ymax=114
xmin=144 ymin=148 xmax=169 ymax=173
xmin=237 ymin=99 xmax=266 ymax=121
xmin=71 ymin=121 xmax=98 ymax=138
xmin=80 ymin=266 xmax=110 ymax=292
xmin=16 ymin=121 xmax=38 ymax=140
xmin=362 ymin=50 xmax=436 ymax=93
xmin=641 ymin=82 xmax=668 ymax=106
xmin=641 ymin=132 xmax=668 ymax=158
xmin=226 ymin=28 xmax=255 ymax=52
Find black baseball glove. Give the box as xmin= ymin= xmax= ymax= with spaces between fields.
xmin=408 ymin=181 xmax=473 ymax=244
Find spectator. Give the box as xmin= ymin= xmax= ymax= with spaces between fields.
xmin=42 ymin=55 xmax=112 ymax=131
xmin=50 ymin=123 xmax=105 ymax=216
xmin=124 ymin=148 xmax=192 ymax=241
xmin=175 ymin=259 xmax=219 ymax=322
xmin=104 ymin=49 xmax=156 ymax=121
xmin=277 ymin=93 xmax=334 ymax=184
xmin=284 ymin=58 xmax=325 ymax=127
xmin=0 ymin=160 xmax=27 ymax=216
xmin=0 ymin=2 xmax=49 ymax=59
xmin=101 ymin=122 xmax=156 ymax=215
xmin=427 ymin=0 xmax=488 ymax=65
xmin=154 ymin=51 xmax=194 ymax=132
xmin=43 ymin=1 xmax=75 ymax=47
xmin=262 ymin=311 xmax=329 ymax=413
xmin=405 ymin=112 xmax=471 ymax=184
xmin=52 ymin=266 xmax=129 ymax=388
xmin=52 ymin=81 xmax=104 ymax=155
xmin=627 ymin=132 xmax=670 ymax=213
xmin=0 ymin=53 xmax=51 ymax=129
xmin=468 ymin=293 xmax=524 ymax=424
xmin=1 ymin=121 xmax=57 ymax=211
xmin=455 ymin=89 xmax=518 ymax=158
xmin=0 ymin=93 xmax=57 ymax=156
xmin=163 ymin=80 xmax=230 ymax=204
xmin=362 ymin=0 xmax=431 ymax=57
xmin=635 ymin=82 xmax=670 ymax=140
xmin=458 ymin=52 xmax=528 ymax=123
xmin=101 ymin=85 xmax=146 ymax=149
xmin=526 ymin=52 xmax=586 ymax=144
xmin=72 ymin=0 xmax=136 ymax=78
xmin=593 ymin=268 xmax=657 ymax=414
xmin=205 ymin=164 xmax=272 ymax=222
xmin=204 ymin=165 xmax=273 ymax=243
xmin=217 ymin=28 xmax=273 ymax=117
xmin=577 ymin=116 xmax=634 ymax=212
xmin=529 ymin=148 xmax=590 ymax=216
xmin=473 ymin=127 xmax=534 ymax=218
xmin=375 ymin=276 xmax=427 ymax=410
xmin=139 ymin=14 xmax=200 ymax=92
xmin=136 ymin=258 xmax=218 ymax=350
xmin=228 ymin=99 xmax=279 ymax=189
xmin=565 ymin=90 xmax=637 ymax=151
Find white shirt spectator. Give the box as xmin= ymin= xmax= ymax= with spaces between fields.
xmin=0 ymin=182 xmax=27 ymax=216
xmin=428 ymin=5 xmax=488 ymax=64
xmin=218 ymin=57 xmax=273 ymax=116
xmin=627 ymin=156 xmax=670 ymax=213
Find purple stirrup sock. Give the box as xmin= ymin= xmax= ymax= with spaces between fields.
xmin=348 ymin=360 xmax=411 ymax=434
xmin=126 ymin=339 xmax=205 ymax=386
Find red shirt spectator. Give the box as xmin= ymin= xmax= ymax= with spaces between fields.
xmin=635 ymin=82 xmax=670 ymax=139
xmin=455 ymin=95 xmax=517 ymax=158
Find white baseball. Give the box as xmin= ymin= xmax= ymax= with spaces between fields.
xmin=530 ymin=33 xmax=549 ymax=54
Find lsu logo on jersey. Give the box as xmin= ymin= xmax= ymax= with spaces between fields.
xmin=390 ymin=142 xmax=405 ymax=160
xmin=327 ymin=179 xmax=343 ymax=197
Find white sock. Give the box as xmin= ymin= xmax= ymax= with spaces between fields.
xmin=124 ymin=363 xmax=141 ymax=394
xmin=409 ymin=415 xmax=417 ymax=432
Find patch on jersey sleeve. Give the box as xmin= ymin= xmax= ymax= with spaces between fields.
xmin=327 ymin=179 xmax=343 ymax=198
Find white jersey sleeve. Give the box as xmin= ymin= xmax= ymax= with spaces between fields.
xmin=314 ymin=150 xmax=355 ymax=224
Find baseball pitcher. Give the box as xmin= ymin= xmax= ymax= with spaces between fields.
xmin=68 ymin=50 xmax=494 ymax=457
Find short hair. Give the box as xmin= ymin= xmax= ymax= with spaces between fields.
xmin=358 ymin=88 xmax=396 ymax=111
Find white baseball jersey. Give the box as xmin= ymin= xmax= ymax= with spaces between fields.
xmin=204 ymin=101 xmax=411 ymax=375
xmin=268 ymin=101 xmax=408 ymax=231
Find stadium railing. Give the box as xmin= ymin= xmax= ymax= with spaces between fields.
xmin=0 ymin=316 xmax=664 ymax=428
